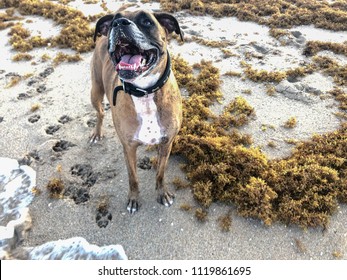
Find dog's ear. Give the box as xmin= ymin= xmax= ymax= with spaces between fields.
xmin=154 ymin=13 xmax=184 ymax=41
xmin=94 ymin=14 xmax=114 ymax=42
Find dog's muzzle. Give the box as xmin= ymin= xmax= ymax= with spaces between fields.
xmin=108 ymin=18 xmax=160 ymax=80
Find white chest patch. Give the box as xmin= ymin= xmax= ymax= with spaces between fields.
xmin=131 ymin=95 xmax=164 ymax=145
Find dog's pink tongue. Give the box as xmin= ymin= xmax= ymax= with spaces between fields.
xmin=117 ymin=55 xmax=143 ymax=71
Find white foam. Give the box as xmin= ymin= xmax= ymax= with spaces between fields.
xmin=0 ymin=157 xmax=36 ymax=257
xmin=28 ymin=237 xmax=127 ymax=260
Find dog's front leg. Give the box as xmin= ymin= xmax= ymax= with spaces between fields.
xmin=156 ymin=141 xmax=175 ymax=207
xmin=90 ymin=84 xmax=105 ymax=144
xmin=123 ymin=143 xmax=140 ymax=214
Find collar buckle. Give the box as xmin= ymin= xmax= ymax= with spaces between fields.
xmin=135 ymin=87 xmax=149 ymax=98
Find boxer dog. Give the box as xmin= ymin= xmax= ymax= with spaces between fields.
xmin=90 ymin=9 xmax=183 ymax=213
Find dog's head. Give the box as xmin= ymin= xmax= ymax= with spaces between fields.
xmin=94 ymin=10 xmax=184 ymax=82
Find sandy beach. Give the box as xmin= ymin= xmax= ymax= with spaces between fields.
xmin=0 ymin=0 xmax=346 ymax=260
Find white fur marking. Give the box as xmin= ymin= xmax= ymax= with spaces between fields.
xmin=131 ymin=95 xmax=163 ymax=145
xmin=131 ymin=72 xmax=161 ymax=89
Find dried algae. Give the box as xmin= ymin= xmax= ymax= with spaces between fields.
xmin=53 ymin=52 xmax=82 ymax=65
xmin=283 ymin=117 xmax=297 ymax=128
xmin=46 ymin=178 xmax=65 ymax=198
xmin=159 ymin=0 xmax=347 ymax=31
xmin=0 ymin=7 xmax=21 ymax=30
xmin=172 ymin=55 xmax=347 ymax=229
xmin=303 ymin=41 xmax=347 ymax=57
xmin=218 ymin=211 xmax=232 ymax=232
xmin=1 ymin=0 xmax=95 ymax=53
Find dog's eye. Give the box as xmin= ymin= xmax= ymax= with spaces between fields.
xmin=142 ymin=18 xmax=153 ymax=27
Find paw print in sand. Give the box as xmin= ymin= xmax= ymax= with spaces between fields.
xmin=96 ymin=202 xmax=112 ymax=228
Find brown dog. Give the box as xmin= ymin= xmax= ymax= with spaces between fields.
xmin=90 ymin=9 xmax=183 ymax=213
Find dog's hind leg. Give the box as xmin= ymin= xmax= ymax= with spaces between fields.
xmin=123 ymin=143 xmax=141 ymax=214
xmin=90 ymin=82 xmax=105 ymax=144
xmin=156 ymin=141 xmax=175 ymax=207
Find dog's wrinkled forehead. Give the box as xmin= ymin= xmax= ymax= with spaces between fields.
xmin=112 ymin=10 xmax=156 ymax=25
xmin=93 ymin=10 xmax=184 ymax=42
xmin=110 ymin=10 xmax=163 ymax=40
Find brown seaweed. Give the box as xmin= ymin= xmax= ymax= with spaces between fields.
xmin=171 ymin=55 xmax=347 ymax=229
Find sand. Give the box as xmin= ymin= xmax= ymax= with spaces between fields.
xmin=0 ymin=0 xmax=346 ymax=260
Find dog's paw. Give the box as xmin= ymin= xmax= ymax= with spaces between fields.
xmin=89 ymin=132 xmax=103 ymax=144
xmin=127 ymin=199 xmax=139 ymax=214
xmin=157 ymin=191 xmax=175 ymax=207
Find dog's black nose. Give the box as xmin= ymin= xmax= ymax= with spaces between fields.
xmin=112 ymin=18 xmax=131 ymax=27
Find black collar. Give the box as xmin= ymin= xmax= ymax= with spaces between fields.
xmin=113 ymin=52 xmax=171 ymax=106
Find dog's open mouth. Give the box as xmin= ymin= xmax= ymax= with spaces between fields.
xmin=111 ymin=44 xmax=158 ymax=79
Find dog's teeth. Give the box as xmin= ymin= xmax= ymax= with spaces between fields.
xmin=148 ymin=53 xmax=155 ymax=64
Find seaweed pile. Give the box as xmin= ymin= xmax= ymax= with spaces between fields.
xmin=241 ymin=53 xmax=347 ymax=87
xmin=1 ymin=0 xmax=95 ymax=54
xmin=0 ymin=7 xmax=21 ymax=30
xmin=162 ymin=2 xmax=347 ymax=228
xmin=159 ymin=0 xmax=347 ymax=31
xmin=171 ymin=56 xmax=347 ymax=228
